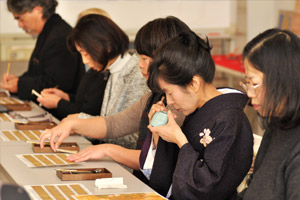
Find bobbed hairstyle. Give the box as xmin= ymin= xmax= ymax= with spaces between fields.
xmin=148 ymin=30 xmax=215 ymax=93
xmin=7 ymin=0 xmax=57 ymax=19
xmin=134 ymin=16 xmax=191 ymax=58
xmin=243 ymin=28 xmax=300 ymax=129
xmin=77 ymin=8 xmax=110 ymax=23
xmin=67 ymin=14 xmax=129 ymax=69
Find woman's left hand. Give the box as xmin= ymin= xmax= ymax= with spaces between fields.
xmin=67 ymin=144 xmax=108 ymax=163
xmin=37 ymin=93 xmax=61 ymax=109
xmin=148 ymin=110 xmax=188 ymax=148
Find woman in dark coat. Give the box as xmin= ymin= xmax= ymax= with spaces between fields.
xmin=144 ymin=31 xmax=253 ymax=199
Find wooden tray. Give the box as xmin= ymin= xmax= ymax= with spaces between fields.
xmin=3 ymin=103 xmax=31 ymax=111
xmin=57 ymin=168 xmax=112 ymax=181
xmin=15 ymin=121 xmax=57 ymax=130
xmin=32 ymin=142 xmax=79 ymax=153
xmin=0 ymin=92 xmax=9 ymax=97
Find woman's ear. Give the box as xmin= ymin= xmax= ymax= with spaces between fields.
xmin=189 ymin=75 xmax=202 ymax=92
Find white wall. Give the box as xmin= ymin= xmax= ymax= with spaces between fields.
xmin=247 ymin=0 xmax=295 ymax=41
xmin=0 ymin=0 xmax=296 ymax=44
xmin=0 ymin=0 xmax=233 ymax=34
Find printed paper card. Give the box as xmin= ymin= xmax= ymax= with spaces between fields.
xmin=0 ymin=97 xmax=24 ymax=105
xmin=17 ymin=153 xmax=77 ymax=167
xmin=0 ymin=113 xmax=13 ymax=122
xmin=0 ymin=130 xmax=42 ymax=141
xmin=25 ymin=184 xmax=91 ymax=200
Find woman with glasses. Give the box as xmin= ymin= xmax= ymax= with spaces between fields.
xmin=144 ymin=31 xmax=253 ymax=199
xmin=238 ymin=29 xmax=300 ymax=199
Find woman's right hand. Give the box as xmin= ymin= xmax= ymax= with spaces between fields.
xmin=1 ymin=73 xmax=16 ymax=83
xmin=39 ymin=118 xmax=78 ymax=151
xmin=64 ymin=113 xmax=80 ymax=120
xmin=148 ymin=110 xmax=188 ymax=148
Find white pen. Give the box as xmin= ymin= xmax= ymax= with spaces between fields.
xmin=31 ymin=89 xmax=42 ymax=98
xmin=56 ymin=148 xmax=78 ymax=154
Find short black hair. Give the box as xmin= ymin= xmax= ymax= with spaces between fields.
xmin=67 ymin=14 xmax=129 ymax=68
xmin=243 ymin=28 xmax=300 ymax=129
xmin=148 ymin=30 xmax=215 ymax=93
xmin=7 ymin=0 xmax=57 ymax=19
xmin=134 ymin=16 xmax=191 ymax=58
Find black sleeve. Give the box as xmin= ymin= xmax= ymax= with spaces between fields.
xmin=56 ymin=70 xmax=107 ymax=119
xmin=17 ymin=21 xmax=84 ymax=100
xmin=171 ymin=119 xmax=253 ymax=200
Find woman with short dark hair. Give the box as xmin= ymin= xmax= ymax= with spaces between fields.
xmin=67 ymin=14 xmax=129 ymax=69
xmin=239 ymin=28 xmax=300 ymax=200
xmin=38 ymin=14 xmax=148 ymax=149
xmin=144 ymin=31 xmax=253 ymax=199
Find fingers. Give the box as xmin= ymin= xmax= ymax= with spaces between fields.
xmin=42 ymin=88 xmax=56 ymax=93
xmin=40 ymin=129 xmax=51 ymax=149
xmin=147 ymin=124 xmax=155 ymax=132
xmin=148 ymin=104 xmax=166 ymax=121
xmin=158 ymin=96 xmax=165 ymax=105
xmin=67 ymin=149 xmax=90 ymax=162
xmin=54 ymin=135 xmax=64 ymax=151
xmin=167 ymin=110 xmax=176 ymax=123
xmin=2 ymin=74 xmax=8 ymax=82
xmin=36 ymin=96 xmax=43 ymax=103
xmin=157 ymin=96 xmax=166 ymax=108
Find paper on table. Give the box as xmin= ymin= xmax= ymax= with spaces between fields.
xmin=24 ymin=183 xmax=91 ymax=200
xmin=95 ymin=177 xmax=127 ymax=189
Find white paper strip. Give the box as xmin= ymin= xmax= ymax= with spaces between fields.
xmin=95 ymin=177 xmax=127 ymax=189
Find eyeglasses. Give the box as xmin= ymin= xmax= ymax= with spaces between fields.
xmin=239 ymin=81 xmax=261 ymax=95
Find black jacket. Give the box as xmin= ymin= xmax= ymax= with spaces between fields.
xmin=140 ymin=90 xmax=253 ymax=200
xmin=17 ymin=14 xmax=84 ymax=100
xmin=54 ymin=69 xmax=109 ymax=120
xmin=241 ymin=124 xmax=300 ymax=200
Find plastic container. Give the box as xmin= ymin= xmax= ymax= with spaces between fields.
xmin=150 ymin=111 xmax=168 ymax=127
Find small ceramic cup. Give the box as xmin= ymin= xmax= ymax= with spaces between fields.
xmin=150 ymin=111 xmax=168 ymax=127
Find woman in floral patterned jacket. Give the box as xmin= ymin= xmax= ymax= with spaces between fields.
xmin=142 ymin=31 xmax=253 ymax=200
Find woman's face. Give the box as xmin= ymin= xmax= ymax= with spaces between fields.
xmin=138 ymin=54 xmax=152 ymax=79
xmin=75 ymin=43 xmax=102 ymax=71
xmin=158 ymin=77 xmax=198 ymax=116
xmin=243 ymin=58 xmax=265 ymax=116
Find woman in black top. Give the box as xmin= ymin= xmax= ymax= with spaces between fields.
xmin=239 ymin=29 xmax=300 ymax=200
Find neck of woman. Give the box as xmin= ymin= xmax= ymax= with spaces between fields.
xmin=103 ymin=55 xmax=119 ymax=71
xmin=197 ymin=84 xmax=222 ymax=108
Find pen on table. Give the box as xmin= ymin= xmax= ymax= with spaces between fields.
xmin=56 ymin=148 xmax=78 ymax=154
xmin=26 ymin=141 xmax=50 ymax=145
xmin=56 ymin=169 xmax=101 ymax=174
